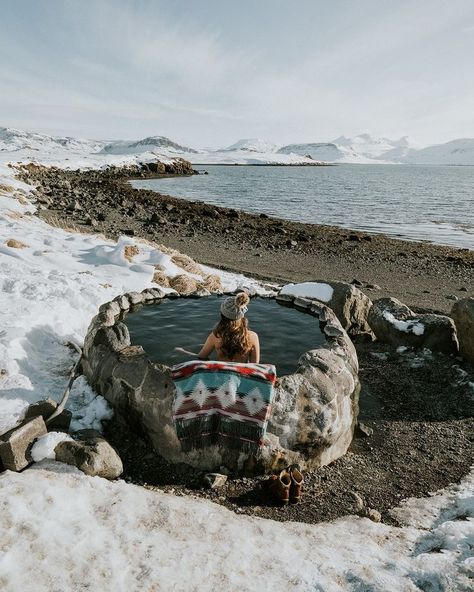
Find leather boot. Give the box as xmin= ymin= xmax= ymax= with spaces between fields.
xmin=267 ymin=469 xmax=291 ymax=504
xmin=289 ymin=465 xmax=304 ymax=503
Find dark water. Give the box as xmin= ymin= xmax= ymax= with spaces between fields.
xmin=132 ymin=164 xmax=474 ymax=249
xmin=124 ymin=296 xmax=324 ymax=376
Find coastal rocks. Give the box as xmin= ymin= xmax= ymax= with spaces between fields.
xmin=451 ymin=297 xmax=474 ymax=364
xmin=278 ymin=281 xmax=373 ymax=337
xmin=54 ymin=429 xmax=123 ymax=479
xmin=81 ymin=291 xmax=360 ymax=474
xmin=368 ymin=297 xmax=458 ymax=354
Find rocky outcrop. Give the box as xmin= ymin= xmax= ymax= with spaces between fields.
xmin=451 ymin=297 xmax=474 ymax=364
xmin=268 ymin=305 xmax=359 ymax=469
xmin=368 ymin=297 xmax=458 ymax=354
xmin=81 ymin=290 xmax=359 ymax=474
xmin=277 ymin=281 xmax=373 ymax=337
xmin=55 ymin=429 xmax=123 ymax=479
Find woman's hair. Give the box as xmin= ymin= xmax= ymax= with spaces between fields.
xmin=214 ymin=293 xmax=251 ymax=358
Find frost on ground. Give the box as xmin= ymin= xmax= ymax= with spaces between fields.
xmin=0 ymin=462 xmax=473 ymax=592
xmin=0 ymin=162 xmax=266 ymax=434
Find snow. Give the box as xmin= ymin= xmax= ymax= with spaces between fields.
xmin=30 ymin=431 xmax=73 ymax=462
xmin=383 ymin=311 xmax=425 ymax=336
xmin=280 ymin=282 xmax=334 ymax=303
xmin=0 ymin=163 xmax=268 ymax=435
xmin=0 ymin=461 xmax=472 ymax=591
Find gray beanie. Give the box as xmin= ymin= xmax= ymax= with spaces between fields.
xmin=220 ymin=292 xmax=250 ymax=320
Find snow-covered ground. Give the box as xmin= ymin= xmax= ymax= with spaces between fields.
xmin=0 ymin=461 xmax=472 ymax=591
xmin=0 ymin=147 xmax=473 ymax=592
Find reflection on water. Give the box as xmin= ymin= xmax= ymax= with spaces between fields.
xmin=132 ymin=164 xmax=474 ymax=249
xmin=124 ymin=296 xmax=324 ymax=376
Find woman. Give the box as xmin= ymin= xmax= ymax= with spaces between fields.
xmin=176 ymin=292 xmax=260 ymax=363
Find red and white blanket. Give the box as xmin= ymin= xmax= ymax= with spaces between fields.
xmin=172 ymin=360 xmax=277 ymax=453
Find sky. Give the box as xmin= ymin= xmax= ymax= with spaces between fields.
xmin=1 ymin=0 xmax=474 ymax=148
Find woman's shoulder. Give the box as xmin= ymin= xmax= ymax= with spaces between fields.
xmin=248 ymin=330 xmax=259 ymax=342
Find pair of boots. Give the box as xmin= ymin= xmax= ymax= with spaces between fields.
xmin=268 ymin=465 xmax=304 ymax=504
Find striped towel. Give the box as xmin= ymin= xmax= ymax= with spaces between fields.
xmin=172 ymin=360 xmax=276 ymax=453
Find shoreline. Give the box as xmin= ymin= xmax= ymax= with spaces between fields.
xmin=19 ymin=164 xmax=473 ymax=313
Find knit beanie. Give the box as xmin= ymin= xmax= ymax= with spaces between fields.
xmin=220 ymin=292 xmax=250 ymax=320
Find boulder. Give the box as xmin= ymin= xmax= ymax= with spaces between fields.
xmin=0 ymin=416 xmax=47 ymax=471
xmin=55 ymin=429 xmax=123 ymax=479
xmin=368 ymin=297 xmax=458 ymax=354
xmin=278 ymin=281 xmax=373 ymax=337
xmin=24 ymin=398 xmax=72 ymax=432
xmin=451 ymin=297 xmax=474 ymax=364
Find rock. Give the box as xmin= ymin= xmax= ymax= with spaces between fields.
xmin=55 ymin=429 xmax=123 ymax=479
xmin=367 ymin=508 xmax=382 ymax=523
xmin=368 ymin=297 xmax=459 ymax=354
xmin=268 ymin=307 xmax=359 ymax=469
xmin=0 ymin=416 xmax=47 ymax=471
xmin=278 ymin=281 xmax=373 ymax=337
xmin=356 ymin=422 xmax=373 ymax=437
xmin=126 ymin=291 xmax=144 ymax=306
xmin=348 ymin=234 xmax=362 ymax=242
xmin=451 ymin=298 xmax=474 ymax=364
xmin=350 ymin=491 xmax=365 ymax=511
xmin=351 ymin=279 xmax=363 ymax=287
xmin=24 ymin=398 xmax=72 ymax=433
xmin=323 ymin=281 xmax=374 ymax=337
xmin=446 ymin=294 xmax=458 ymax=301
xmin=203 ymin=473 xmax=228 ymax=489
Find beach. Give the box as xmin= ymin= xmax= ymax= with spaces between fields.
xmin=25 ymin=164 xmax=473 ymax=313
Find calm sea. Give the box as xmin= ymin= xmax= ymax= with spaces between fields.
xmin=132 ymin=164 xmax=474 ymax=250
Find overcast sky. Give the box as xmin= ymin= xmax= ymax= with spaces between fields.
xmin=1 ymin=0 xmax=474 ymax=147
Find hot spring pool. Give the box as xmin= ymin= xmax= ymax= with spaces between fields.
xmin=124 ymin=296 xmax=325 ymax=376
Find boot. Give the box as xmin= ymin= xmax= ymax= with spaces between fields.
xmin=288 ymin=465 xmax=304 ymax=504
xmin=267 ymin=469 xmax=291 ymax=504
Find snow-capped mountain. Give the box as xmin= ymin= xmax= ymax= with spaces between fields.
xmin=277 ymin=143 xmax=349 ymax=162
xmin=2 ymin=126 xmax=474 ymax=165
xmin=332 ymin=134 xmax=414 ymax=160
xmin=101 ymin=136 xmax=199 ymax=155
xmin=398 ymin=138 xmax=474 ymax=165
xmin=0 ymin=127 xmax=104 ymax=154
xmin=222 ymin=138 xmax=279 ymax=153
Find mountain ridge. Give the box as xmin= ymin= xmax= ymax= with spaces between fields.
xmin=1 ymin=126 xmax=474 ymax=165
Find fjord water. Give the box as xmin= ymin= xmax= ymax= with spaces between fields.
xmin=124 ymin=296 xmax=324 ymax=376
xmin=133 ymin=164 xmax=474 ymax=249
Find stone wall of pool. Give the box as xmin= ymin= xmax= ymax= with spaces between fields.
xmin=81 ymin=287 xmax=360 ymax=474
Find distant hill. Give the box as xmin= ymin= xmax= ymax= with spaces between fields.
xmin=222 ymin=138 xmax=278 ymax=153
xmin=0 ymin=127 xmax=103 ymax=153
xmin=398 ymin=138 xmax=474 ymax=165
xmin=101 ymin=136 xmax=198 ymax=155
xmin=277 ymin=142 xmax=349 ymax=162
xmin=2 ymin=126 xmax=474 ymax=165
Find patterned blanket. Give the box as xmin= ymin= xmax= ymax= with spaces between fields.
xmin=172 ymin=360 xmax=277 ymax=453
